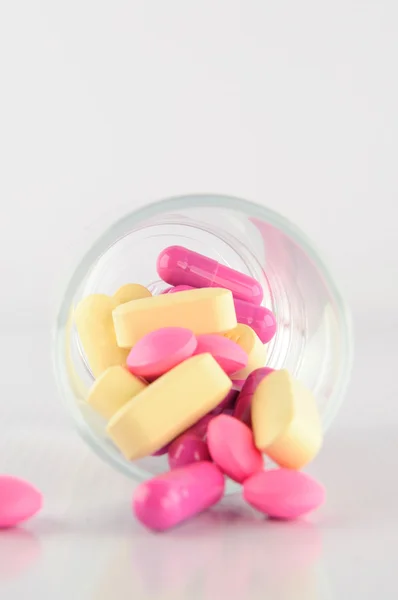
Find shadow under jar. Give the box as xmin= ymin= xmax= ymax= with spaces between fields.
xmin=53 ymin=194 xmax=354 ymax=489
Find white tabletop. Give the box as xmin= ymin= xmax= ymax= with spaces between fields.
xmin=1 ymin=1 xmax=397 ymax=597
xmin=0 ymin=330 xmax=396 ymax=599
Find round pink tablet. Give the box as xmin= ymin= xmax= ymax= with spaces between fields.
xmin=0 ymin=476 xmax=42 ymax=528
xmin=126 ymin=327 xmax=197 ymax=379
xmin=234 ymin=367 xmax=274 ymax=426
xmin=194 ymin=334 xmax=248 ymax=375
xmin=207 ymin=414 xmax=263 ymax=483
xmin=133 ymin=462 xmax=225 ymax=531
xmin=243 ymin=469 xmax=325 ymax=520
xmin=168 ymin=432 xmax=211 ymax=469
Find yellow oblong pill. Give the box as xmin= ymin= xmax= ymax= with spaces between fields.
xmin=74 ymin=284 xmax=151 ymax=378
xmin=112 ymin=287 xmax=237 ymax=348
xmin=107 ymin=353 xmax=232 ymax=460
xmin=223 ymin=324 xmax=266 ymax=379
xmin=251 ymin=369 xmax=322 ymax=469
xmin=87 ymin=365 xmax=147 ymax=419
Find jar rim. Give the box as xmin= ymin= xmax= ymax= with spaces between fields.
xmin=52 ymin=193 xmax=354 ymax=482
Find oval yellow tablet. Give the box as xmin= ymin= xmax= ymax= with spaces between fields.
xmin=107 ymin=353 xmax=232 ymax=460
xmin=113 ymin=283 xmax=151 ymax=305
xmin=251 ymin=369 xmax=322 ymax=469
xmin=112 ymin=287 xmax=237 ymax=348
xmin=87 ymin=365 xmax=147 ymax=419
xmin=74 ymin=284 xmax=151 ymax=377
xmin=223 ymin=324 xmax=266 ymax=379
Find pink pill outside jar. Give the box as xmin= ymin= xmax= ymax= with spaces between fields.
xmin=165 ymin=284 xmax=276 ymax=343
xmin=243 ymin=469 xmax=325 ymax=520
xmin=157 ymin=246 xmax=264 ymax=306
xmin=0 ymin=476 xmax=43 ymax=529
xmin=133 ymin=461 xmax=225 ymax=531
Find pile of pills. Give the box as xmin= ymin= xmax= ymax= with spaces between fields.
xmin=75 ymin=245 xmax=325 ymax=531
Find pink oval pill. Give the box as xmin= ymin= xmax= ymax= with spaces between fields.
xmin=195 ymin=334 xmax=248 ymax=375
xmin=243 ymin=469 xmax=325 ymax=520
xmin=157 ymin=246 xmax=264 ymax=305
xmin=234 ymin=367 xmax=274 ymax=426
xmin=207 ymin=414 xmax=263 ymax=483
xmin=126 ymin=327 xmax=197 ymax=379
xmin=168 ymin=432 xmax=211 ymax=469
xmin=0 ymin=476 xmax=42 ymax=528
xmin=133 ymin=462 xmax=225 ymax=531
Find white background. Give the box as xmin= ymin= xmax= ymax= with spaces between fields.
xmin=0 ymin=2 xmax=397 ymax=598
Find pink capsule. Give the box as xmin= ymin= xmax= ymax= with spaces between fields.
xmin=233 ymin=298 xmax=276 ymax=343
xmin=165 ymin=284 xmax=275 ymax=343
xmin=234 ymin=367 xmax=274 ymax=426
xmin=133 ymin=462 xmax=225 ymax=531
xmin=186 ymin=414 xmax=215 ymax=438
xmin=157 ymin=246 xmax=264 ymax=305
xmin=168 ymin=432 xmax=211 ymax=469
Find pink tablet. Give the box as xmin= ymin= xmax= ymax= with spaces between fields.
xmin=126 ymin=327 xmax=197 ymax=379
xmin=0 ymin=476 xmax=42 ymax=528
xmin=243 ymin=469 xmax=325 ymax=520
xmin=207 ymin=414 xmax=263 ymax=483
xmin=195 ymin=334 xmax=248 ymax=375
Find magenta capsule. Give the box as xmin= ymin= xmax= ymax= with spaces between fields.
xmin=168 ymin=432 xmax=211 ymax=469
xmin=157 ymin=246 xmax=264 ymax=305
xmin=234 ymin=298 xmax=276 ymax=343
xmin=133 ymin=462 xmax=225 ymax=531
xmin=186 ymin=414 xmax=215 ymax=438
xmin=211 ymin=388 xmax=239 ymax=415
xmin=234 ymin=367 xmax=274 ymax=426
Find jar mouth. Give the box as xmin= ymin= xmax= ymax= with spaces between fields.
xmin=52 ymin=193 xmax=354 ymax=485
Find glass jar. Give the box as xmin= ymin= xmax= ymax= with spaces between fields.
xmin=53 ymin=194 xmax=353 ymax=484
